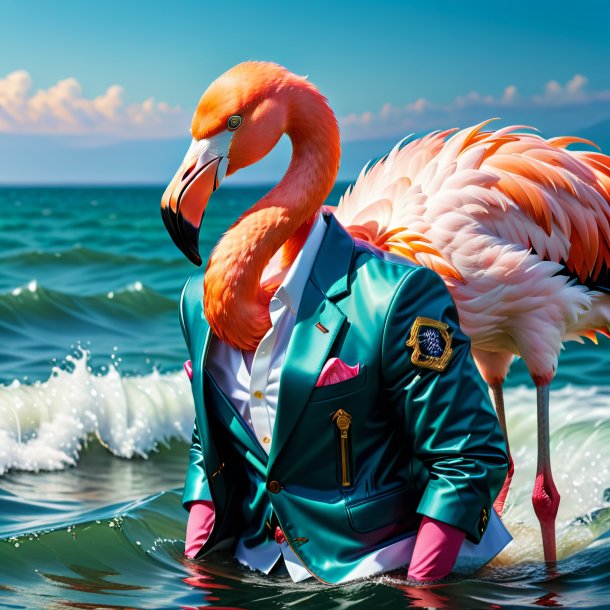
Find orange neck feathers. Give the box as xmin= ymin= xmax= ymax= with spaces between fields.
xmin=203 ymin=81 xmax=341 ymax=350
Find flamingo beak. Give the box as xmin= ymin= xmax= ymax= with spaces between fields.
xmin=161 ymin=136 xmax=229 ymax=265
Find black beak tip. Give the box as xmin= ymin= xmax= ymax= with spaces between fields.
xmin=178 ymin=214 xmax=203 ymax=267
xmin=187 ymin=251 xmax=203 ymax=267
xmin=161 ymin=205 xmax=203 ymax=267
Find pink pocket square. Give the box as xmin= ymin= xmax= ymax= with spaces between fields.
xmin=316 ymin=357 xmax=361 ymax=387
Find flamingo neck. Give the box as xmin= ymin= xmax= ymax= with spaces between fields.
xmin=204 ymin=86 xmax=340 ymax=350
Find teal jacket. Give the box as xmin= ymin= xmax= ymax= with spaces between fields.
xmin=179 ymin=212 xmax=509 ymax=584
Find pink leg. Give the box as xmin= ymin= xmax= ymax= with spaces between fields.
xmin=490 ymin=382 xmax=514 ymax=516
xmin=532 ymin=382 xmax=560 ymax=562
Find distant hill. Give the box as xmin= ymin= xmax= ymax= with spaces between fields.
xmin=0 ymin=132 xmax=402 ymax=186
xmin=577 ymin=118 xmax=610 ymax=152
xmin=1 ymin=119 xmax=609 ymax=185
xmin=0 ymin=134 xmax=192 ymax=186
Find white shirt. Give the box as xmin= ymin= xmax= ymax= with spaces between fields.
xmin=206 ymin=213 xmax=327 ymax=581
xmin=205 ymin=213 xmax=512 ymax=583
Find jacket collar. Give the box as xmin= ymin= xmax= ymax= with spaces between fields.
xmin=310 ymin=211 xmax=355 ymax=301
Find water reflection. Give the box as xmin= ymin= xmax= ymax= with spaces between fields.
xmin=534 ymin=591 xmax=563 ymax=607
xmin=42 ymin=564 xmax=145 ymax=594
xmin=397 ymin=583 xmax=451 ymax=608
xmin=181 ymin=557 xmax=245 ymax=609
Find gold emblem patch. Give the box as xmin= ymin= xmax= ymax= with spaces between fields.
xmin=406 ymin=316 xmax=453 ymax=372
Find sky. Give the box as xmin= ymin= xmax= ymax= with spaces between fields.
xmin=1 ymin=0 xmax=610 ymax=183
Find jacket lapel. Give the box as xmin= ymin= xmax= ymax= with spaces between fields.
xmin=190 ymin=324 xmax=213 ymax=450
xmin=193 ymin=325 xmax=268 ymax=471
xmin=204 ymin=369 xmax=269 ymax=466
xmin=269 ymin=281 xmax=347 ymax=464
xmin=269 ymin=213 xmax=355 ymax=464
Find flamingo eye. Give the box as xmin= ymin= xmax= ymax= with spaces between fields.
xmin=227 ymin=115 xmax=242 ymax=131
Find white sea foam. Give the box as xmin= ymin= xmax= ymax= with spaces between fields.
xmin=0 ymin=350 xmax=193 ymax=475
xmin=10 ymin=279 xmax=38 ymax=297
xmin=1 ymin=355 xmax=610 ymax=563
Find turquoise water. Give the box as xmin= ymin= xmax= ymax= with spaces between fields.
xmin=1 ymin=186 xmax=610 ymax=608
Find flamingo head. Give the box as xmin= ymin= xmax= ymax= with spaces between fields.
xmin=161 ymin=61 xmax=297 ymax=265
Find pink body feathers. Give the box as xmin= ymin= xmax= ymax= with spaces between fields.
xmin=335 ymin=123 xmax=610 ymax=385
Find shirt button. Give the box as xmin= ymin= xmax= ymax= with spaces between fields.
xmin=253 ymin=390 xmax=265 ymax=400
xmin=267 ymin=480 xmax=281 ymax=494
xmin=262 ymin=436 xmax=271 ymax=444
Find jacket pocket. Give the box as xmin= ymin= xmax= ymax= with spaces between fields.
xmin=309 ymin=365 xmax=368 ymax=403
xmin=346 ymin=484 xmax=415 ymax=533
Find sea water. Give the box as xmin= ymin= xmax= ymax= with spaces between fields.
xmin=1 ymin=185 xmax=610 ymax=609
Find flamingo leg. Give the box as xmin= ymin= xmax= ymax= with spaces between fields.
xmin=532 ymin=383 xmax=560 ymax=562
xmin=490 ymin=382 xmax=514 ymax=516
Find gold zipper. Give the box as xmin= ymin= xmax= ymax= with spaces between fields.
xmin=332 ymin=409 xmax=352 ymax=487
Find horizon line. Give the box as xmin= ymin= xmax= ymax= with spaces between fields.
xmin=0 ymin=180 xmax=356 ymax=189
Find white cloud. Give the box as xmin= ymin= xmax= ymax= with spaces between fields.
xmin=530 ymin=74 xmax=591 ymax=105
xmin=340 ymin=75 xmax=610 ymax=141
xmin=3 ymin=70 xmax=609 ymax=145
xmin=0 ymin=70 xmax=189 ymax=138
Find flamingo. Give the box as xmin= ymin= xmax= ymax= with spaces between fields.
xmin=160 ymin=61 xmax=610 ymax=565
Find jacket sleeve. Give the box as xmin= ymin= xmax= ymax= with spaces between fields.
xmin=182 ymin=420 xmax=212 ymax=510
xmin=381 ymin=266 xmax=509 ymax=543
xmin=179 ymin=276 xmax=212 ymax=512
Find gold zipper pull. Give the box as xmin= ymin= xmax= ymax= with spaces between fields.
xmin=332 ymin=409 xmax=352 ymax=487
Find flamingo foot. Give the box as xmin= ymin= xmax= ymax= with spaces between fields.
xmin=493 ymin=453 xmax=514 ymax=516
xmin=532 ymin=471 xmax=560 ymax=562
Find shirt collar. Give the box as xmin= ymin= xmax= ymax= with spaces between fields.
xmin=272 ymin=213 xmax=327 ymax=315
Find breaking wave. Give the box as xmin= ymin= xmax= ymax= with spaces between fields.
xmin=0 ymin=349 xmax=193 ymax=476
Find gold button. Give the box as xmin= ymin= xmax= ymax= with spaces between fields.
xmin=262 ymin=436 xmax=271 ymax=444
xmin=481 ymin=507 xmax=488 ymax=524
xmin=253 ymin=390 xmax=265 ymax=400
xmin=267 ymin=480 xmax=281 ymax=494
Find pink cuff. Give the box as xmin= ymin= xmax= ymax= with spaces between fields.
xmin=184 ymin=360 xmax=193 ymax=381
xmin=184 ymin=500 xmax=215 ymax=559
xmin=407 ymin=516 xmax=466 ymax=581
